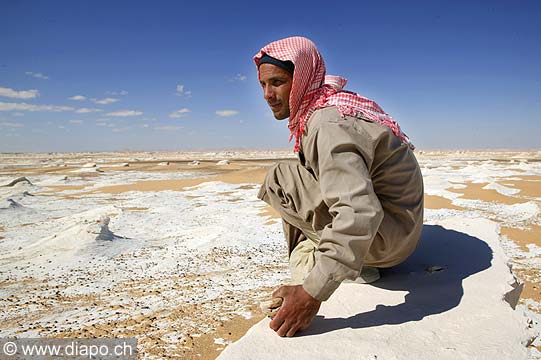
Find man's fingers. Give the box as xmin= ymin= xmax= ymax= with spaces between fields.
xmin=285 ymin=323 xmax=300 ymax=337
xmin=267 ymin=285 xmax=318 ymax=337
xmin=276 ymin=320 xmax=292 ymax=337
xmin=269 ymin=312 xmax=285 ymax=331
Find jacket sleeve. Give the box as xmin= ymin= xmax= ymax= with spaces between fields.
xmin=302 ymin=117 xmax=384 ymax=301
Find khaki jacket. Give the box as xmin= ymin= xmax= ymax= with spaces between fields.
xmin=299 ymin=107 xmax=424 ymax=301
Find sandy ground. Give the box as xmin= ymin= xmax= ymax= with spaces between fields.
xmin=0 ymin=152 xmax=292 ymax=359
xmin=448 ymin=181 xmax=530 ymax=205
xmin=424 ymin=195 xmax=464 ymax=210
xmin=1 ymin=149 xmax=541 ymax=358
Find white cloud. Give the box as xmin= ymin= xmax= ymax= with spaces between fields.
xmin=176 ymin=84 xmax=192 ymax=97
xmin=0 ymin=87 xmax=39 ymax=99
xmin=96 ymin=118 xmax=109 ymax=122
xmin=75 ymin=107 xmax=103 ymax=114
xmin=155 ymin=125 xmax=183 ymax=131
xmin=232 ymin=74 xmax=247 ymax=81
xmin=227 ymin=74 xmax=248 ymax=82
xmin=71 ymin=96 xmax=119 ymax=106
xmin=69 ymin=95 xmax=87 ymax=101
xmin=105 ymin=90 xmax=128 ymax=96
xmin=69 ymin=120 xmax=83 ymax=124
xmin=58 ymin=125 xmax=66 ymax=129
xmin=216 ymin=109 xmax=239 ymax=117
xmin=96 ymin=122 xmax=115 ymax=127
xmin=25 ymin=71 xmax=49 ymax=80
xmin=168 ymin=108 xmax=190 ymax=118
xmin=0 ymin=102 xmax=74 ymax=112
xmin=92 ymin=98 xmax=119 ymax=105
xmin=12 ymin=112 xmax=25 ymax=116
xmin=0 ymin=121 xmax=24 ymax=128
xmin=106 ymin=110 xmax=143 ymax=117
xmin=112 ymin=127 xmax=130 ymax=132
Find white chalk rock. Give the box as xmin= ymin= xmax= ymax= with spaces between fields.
xmin=219 ymin=217 xmax=536 ymax=360
xmin=260 ymin=297 xmax=283 ymax=318
xmin=82 ymin=162 xmax=97 ymax=168
xmin=3 ymin=177 xmax=33 ymax=187
xmin=189 ymin=160 xmax=201 ymax=166
xmin=158 ymin=162 xmax=170 ymax=166
xmin=87 ymin=216 xmax=115 ymax=241
xmin=1 ymin=198 xmax=24 ymax=209
xmin=71 ymin=167 xmax=103 ymax=173
xmin=216 ymin=160 xmax=230 ymax=166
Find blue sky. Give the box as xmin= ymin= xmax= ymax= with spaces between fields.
xmin=1 ymin=0 xmax=539 ymax=152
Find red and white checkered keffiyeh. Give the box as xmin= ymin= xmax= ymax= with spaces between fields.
xmin=254 ymin=36 xmax=414 ymax=152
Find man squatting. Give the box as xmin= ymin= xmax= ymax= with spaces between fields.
xmin=254 ymin=37 xmax=424 ymax=337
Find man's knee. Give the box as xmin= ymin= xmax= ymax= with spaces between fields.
xmin=270 ymin=160 xmax=297 ymax=180
xmin=261 ymin=161 xmax=297 ymax=191
xmin=259 ymin=161 xmax=287 ymax=201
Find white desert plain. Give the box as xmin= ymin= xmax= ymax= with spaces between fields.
xmin=1 ymin=149 xmax=541 ymax=359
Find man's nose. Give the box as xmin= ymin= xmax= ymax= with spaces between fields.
xmin=264 ymin=86 xmax=275 ymax=101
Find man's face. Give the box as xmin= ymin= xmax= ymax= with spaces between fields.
xmin=258 ymin=63 xmax=293 ymax=120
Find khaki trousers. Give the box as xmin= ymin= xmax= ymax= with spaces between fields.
xmin=258 ymin=160 xmax=399 ymax=285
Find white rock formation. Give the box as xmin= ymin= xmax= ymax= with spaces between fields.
xmin=1 ymin=199 xmax=23 ymax=209
xmin=87 ymin=216 xmax=116 ymax=241
xmin=2 ymin=177 xmax=32 ymax=187
xmin=219 ymin=217 xmax=536 ymax=360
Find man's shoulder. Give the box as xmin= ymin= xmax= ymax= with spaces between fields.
xmin=311 ymin=106 xmax=343 ymax=124
xmin=306 ymin=107 xmax=346 ymax=134
xmin=306 ymin=106 xmax=403 ymax=151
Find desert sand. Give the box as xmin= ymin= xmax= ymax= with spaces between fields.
xmin=1 ymin=149 xmax=541 ymax=359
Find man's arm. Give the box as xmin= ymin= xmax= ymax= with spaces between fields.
xmin=269 ymin=112 xmax=384 ymax=336
xmin=301 ymin=116 xmax=384 ymax=301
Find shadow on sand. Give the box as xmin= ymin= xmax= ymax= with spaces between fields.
xmin=299 ymin=224 xmax=494 ymax=336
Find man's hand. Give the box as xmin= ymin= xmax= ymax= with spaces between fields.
xmin=269 ymin=285 xmax=321 ymax=337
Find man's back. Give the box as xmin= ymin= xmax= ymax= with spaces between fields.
xmin=300 ymin=106 xmax=424 ymax=267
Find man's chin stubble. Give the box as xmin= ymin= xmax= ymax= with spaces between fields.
xmin=273 ymin=111 xmax=290 ymax=121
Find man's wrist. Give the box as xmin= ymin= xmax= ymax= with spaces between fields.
xmin=302 ymin=263 xmax=341 ymax=301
